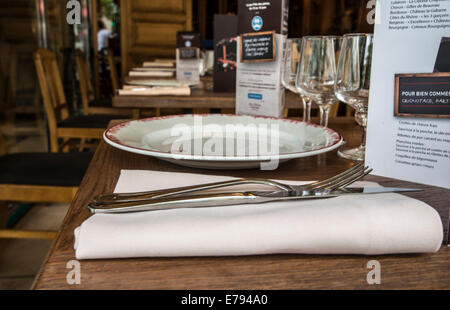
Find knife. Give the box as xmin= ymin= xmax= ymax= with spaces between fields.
xmin=88 ymin=187 xmax=421 ymax=214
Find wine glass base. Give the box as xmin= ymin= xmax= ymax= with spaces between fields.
xmin=338 ymin=147 xmax=365 ymax=162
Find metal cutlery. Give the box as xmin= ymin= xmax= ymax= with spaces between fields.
xmin=93 ymin=163 xmax=371 ymax=204
xmin=88 ymin=187 xmax=422 ymax=214
xmin=88 ymin=163 xmax=421 ymax=214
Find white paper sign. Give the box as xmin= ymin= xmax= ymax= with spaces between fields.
xmin=176 ymin=48 xmax=200 ymax=83
xmin=236 ymin=34 xmax=286 ymax=118
xmin=366 ymin=0 xmax=450 ymax=189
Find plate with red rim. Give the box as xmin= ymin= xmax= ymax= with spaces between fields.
xmin=104 ymin=114 xmax=344 ymax=170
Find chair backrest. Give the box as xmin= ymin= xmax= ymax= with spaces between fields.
xmin=75 ymin=49 xmax=95 ymax=114
xmin=0 ymin=128 xmax=6 ymax=156
xmin=0 ymin=54 xmax=5 ymax=106
xmin=34 ymin=48 xmax=69 ymax=131
xmin=107 ymin=48 xmax=120 ymax=95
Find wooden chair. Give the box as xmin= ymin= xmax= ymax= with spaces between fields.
xmin=34 ymin=48 xmax=123 ymax=153
xmin=0 ymin=55 xmax=5 ymax=119
xmin=0 ymin=128 xmax=93 ymax=240
xmin=75 ymin=49 xmax=133 ymax=117
xmin=0 ymin=129 xmax=7 ymax=156
xmin=1 ymin=42 xmax=44 ymax=127
xmin=106 ymin=48 xmax=120 ymax=96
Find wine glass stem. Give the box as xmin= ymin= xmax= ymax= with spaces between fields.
xmin=302 ymin=97 xmax=311 ymax=122
xmin=354 ymin=125 xmax=367 ymax=159
xmin=361 ymin=126 xmax=367 ymax=149
xmin=356 ymin=111 xmax=368 ymax=151
xmin=319 ymin=106 xmax=330 ymax=128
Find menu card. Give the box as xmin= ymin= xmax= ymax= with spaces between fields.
xmin=235 ymin=0 xmax=289 ymax=118
xmin=366 ymin=0 xmax=450 ymax=189
xmin=176 ymin=31 xmax=201 ymax=83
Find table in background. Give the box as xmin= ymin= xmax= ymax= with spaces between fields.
xmin=113 ymin=77 xmax=313 ymax=117
xmin=32 ymin=120 xmax=449 ymax=289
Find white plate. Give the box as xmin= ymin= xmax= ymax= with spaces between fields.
xmin=104 ymin=114 xmax=344 ymax=169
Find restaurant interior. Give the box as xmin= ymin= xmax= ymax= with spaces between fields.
xmin=0 ymin=0 xmax=448 ymax=291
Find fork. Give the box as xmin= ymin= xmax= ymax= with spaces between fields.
xmin=93 ymin=163 xmax=372 ymax=204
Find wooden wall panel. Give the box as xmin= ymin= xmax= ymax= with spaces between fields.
xmin=132 ymin=0 xmax=185 ymax=12
xmin=121 ymin=0 xmax=192 ymax=78
xmin=133 ymin=22 xmax=183 ymax=46
xmin=0 ymin=0 xmax=39 ymax=120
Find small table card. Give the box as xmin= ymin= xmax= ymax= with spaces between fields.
xmin=176 ymin=31 xmax=200 ymax=83
xmin=235 ymin=0 xmax=289 ymax=118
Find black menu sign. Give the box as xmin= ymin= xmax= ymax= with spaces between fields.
xmin=176 ymin=31 xmax=201 ymax=48
xmin=177 ymin=31 xmax=201 ymax=60
xmin=214 ymin=14 xmax=238 ymax=92
xmin=238 ymin=0 xmax=289 ymax=35
xmin=240 ymin=31 xmax=275 ymax=63
xmin=434 ymin=37 xmax=450 ymax=73
xmin=179 ymin=48 xmax=198 ymax=60
xmin=394 ymin=73 xmax=450 ymax=118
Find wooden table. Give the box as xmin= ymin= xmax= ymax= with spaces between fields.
xmin=113 ymin=78 xmax=310 ymax=115
xmin=114 ymin=86 xmax=302 ymax=110
xmin=32 ymin=120 xmax=449 ymax=289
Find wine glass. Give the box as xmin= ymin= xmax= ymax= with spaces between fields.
xmin=296 ymin=36 xmax=342 ymax=128
xmin=281 ymin=38 xmax=311 ymax=122
xmin=335 ymin=33 xmax=374 ymax=161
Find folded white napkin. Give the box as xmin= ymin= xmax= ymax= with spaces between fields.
xmin=129 ymin=71 xmax=174 ymax=77
xmin=118 ymin=86 xmax=191 ymax=96
xmin=74 ymin=170 xmax=443 ymax=259
xmin=142 ymin=61 xmax=175 ymax=68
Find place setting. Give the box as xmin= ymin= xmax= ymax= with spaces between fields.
xmin=72 ymin=3 xmax=448 ymax=269
xmin=75 ymin=163 xmax=442 ymax=260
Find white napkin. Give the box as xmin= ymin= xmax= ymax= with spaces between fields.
xmin=118 ymin=86 xmax=191 ymax=96
xmin=74 ymin=170 xmax=443 ymax=259
xmin=129 ymin=71 xmax=174 ymax=77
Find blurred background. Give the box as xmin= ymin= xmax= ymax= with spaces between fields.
xmin=0 ymin=0 xmax=373 ymax=143
xmin=0 ymin=0 xmax=373 ymax=289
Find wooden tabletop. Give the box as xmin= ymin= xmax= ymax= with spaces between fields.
xmin=113 ymin=78 xmax=304 ymax=110
xmin=32 ymin=120 xmax=449 ymax=290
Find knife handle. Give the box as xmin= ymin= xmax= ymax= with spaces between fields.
xmin=93 ymin=179 xmax=292 ymax=204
